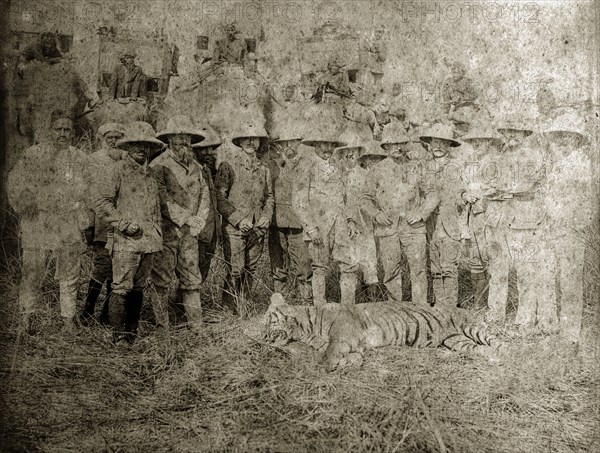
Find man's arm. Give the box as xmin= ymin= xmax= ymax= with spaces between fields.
xmin=416 ymin=174 xmax=440 ymax=221
xmin=92 ymin=163 xmax=130 ymax=233
xmin=195 ymin=167 xmax=211 ymax=225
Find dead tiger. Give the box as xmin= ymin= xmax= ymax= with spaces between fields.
xmin=263 ymin=293 xmax=502 ymax=371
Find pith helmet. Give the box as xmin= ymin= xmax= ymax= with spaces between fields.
xmin=419 ymin=123 xmax=461 ymax=147
xmin=462 ymin=125 xmax=504 ymax=146
xmin=117 ymin=121 xmax=165 ymax=153
xmin=300 ymin=104 xmax=347 ymax=148
xmin=156 ymin=115 xmax=206 ymax=144
xmin=231 ymin=122 xmax=268 ymax=147
xmin=334 ymin=130 xmax=366 ymax=155
xmin=98 ymin=122 xmax=125 ymax=137
xmin=497 ymin=114 xmax=534 ymax=136
xmin=192 ymin=124 xmax=222 ymax=149
xmin=121 ymin=48 xmax=137 ymax=58
xmin=359 ymin=140 xmax=387 ymax=161
xmin=380 ymin=122 xmax=410 ymax=148
xmin=271 ymin=108 xmax=304 ymax=142
xmin=542 ymin=111 xmax=589 ymax=144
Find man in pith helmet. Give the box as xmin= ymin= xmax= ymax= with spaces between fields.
xmin=292 ymin=124 xmax=357 ymax=306
xmin=149 ymin=115 xmax=210 ymax=331
xmin=192 ymin=124 xmax=222 ymax=281
xmin=92 ymin=121 xmax=164 ymax=345
xmin=216 ymin=121 xmax=274 ymax=317
xmin=419 ymin=123 xmax=465 ymax=309
xmin=541 ymin=112 xmax=593 ymax=343
xmin=266 ymin=125 xmax=313 ymax=303
xmin=80 ymin=122 xmax=125 ymax=326
xmin=360 ymin=121 xmax=439 ymax=305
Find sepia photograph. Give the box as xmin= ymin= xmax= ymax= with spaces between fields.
xmin=0 ymin=0 xmax=598 ymax=451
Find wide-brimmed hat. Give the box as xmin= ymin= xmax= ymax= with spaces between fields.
xmin=231 ymin=122 xmax=268 ymax=147
xmin=497 ymin=114 xmax=534 ymax=136
xmin=192 ymin=124 xmax=222 ymax=149
xmin=419 ymin=123 xmax=461 ymax=147
xmin=542 ymin=111 xmax=589 ymax=144
xmin=121 ymin=48 xmax=137 ymax=58
xmin=116 ymin=122 xmax=165 ymax=152
xmin=380 ymin=122 xmax=410 ymax=148
xmin=98 ymin=122 xmax=125 ymax=137
xmin=461 ymin=125 xmax=504 ymax=145
xmin=156 ymin=115 xmax=206 ymax=144
xmin=359 ymin=140 xmax=387 ymax=161
xmin=335 ymin=130 xmax=366 ymax=155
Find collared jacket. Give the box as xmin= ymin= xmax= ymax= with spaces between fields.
xmin=199 ymin=163 xmax=220 ymax=244
xmin=109 ymin=63 xmax=147 ymax=99
xmin=292 ymin=154 xmax=347 ymax=237
xmin=360 ymin=157 xmax=439 ymax=237
xmin=93 ymin=155 xmax=162 ymax=253
xmin=85 ymin=147 xmax=123 ymax=243
xmin=7 ymin=143 xmax=88 ymax=250
xmin=216 ymin=150 xmax=274 ymax=228
xmin=423 ymin=158 xmax=468 ymax=241
xmin=150 ymin=149 xmax=211 ymax=241
xmin=268 ymin=155 xmax=304 ymax=230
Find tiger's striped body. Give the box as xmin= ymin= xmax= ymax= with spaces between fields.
xmin=263 ymin=293 xmax=500 ymax=371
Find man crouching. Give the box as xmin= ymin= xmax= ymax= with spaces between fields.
xmin=92 ymin=122 xmax=164 ymax=345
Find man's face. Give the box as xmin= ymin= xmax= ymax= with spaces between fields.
xmin=226 ymin=26 xmax=237 ymax=40
xmin=41 ymin=34 xmax=55 ymax=51
xmin=427 ymin=138 xmax=452 ymax=160
xmin=341 ymin=148 xmax=360 ymax=169
xmin=196 ymin=146 xmax=218 ymax=169
xmin=450 ymin=64 xmax=465 ymax=81
xmin=102 ymin=131 xmax=123 ymax=149
xmin=51 ymin=118 xmax=73 ymax=149
xmin=384 ymin=142 xmax=411 ymax=161
xmin=277 ymin=139 xmax=301 ymax=160
xmin=122 ymin=55 xmax=135 ymax=70
xmin=169 ymin=134 xmax=193 ymax=163
xmin=314 ymin=142 xmax=337 ymax=161
xmin=239 ymin=137 xmax=260 ymax=155
xmin=499 ymin=129 xmax=530 ymax=150
xmin=125 ymin=143 xmax=148 ymax=164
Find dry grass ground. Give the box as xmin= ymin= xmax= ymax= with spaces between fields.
xmin=0 ymin=228 xmax=599 ymax=452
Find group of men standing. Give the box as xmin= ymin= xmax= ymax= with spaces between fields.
xmin=7 ymin=101 xmax=594 ymax=346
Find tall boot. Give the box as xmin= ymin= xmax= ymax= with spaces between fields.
xmin=109 ymin=293 xmax=127 ymax=344
xmin=312 ymin=272 xmax=327 ymax=306
xmin=99 ymin=279 xmax=112 ymax=325
xmin=471 ymin=272 xmax=489 ymax=310
xmin=339 ymin=272 xmax=357 ymax=306
xmin=181 ymin=290 xmax=203 ymax=330
xmin=80 ymin=279 xmax=103 ymax=325
xmin=125 ymin=290 xmax=143 ymax=344
xmin=149 ymin=286 xmax=170 ymax=330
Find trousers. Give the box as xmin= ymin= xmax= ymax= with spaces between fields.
xmin=19 ymin=245 xmax=81 ymax=318
xmin=268 ymin=227 xmax=312 ymax=301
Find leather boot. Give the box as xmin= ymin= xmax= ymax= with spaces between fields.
xmin=471 ymin=272 xmax=489 ymax=310
xmin=339 ymin=272 xmax=357 ymax=306
xmin=150 ymin=286 xmax=170 ymax=330
xmin=109 ymin=293 xmax=127 ymax=344
xmin=432 ymin=278 xmax=446 ymax=307
xmin=312 ymin=272 xmax=327 ymax=306
xmin=181 ymin=290 xmax=203 ymax=330
xmin=443 ymin=276 xmax=458 ymax=309
xmin=99 ymin=279 xmax=112 ymax=325
xmin=384 ymin=276 xmax=403 ymax=302
xmin=80 ymin=279 xmax=103 ymax=325
xmin=125 ymin=290 xmax=143 ymax=344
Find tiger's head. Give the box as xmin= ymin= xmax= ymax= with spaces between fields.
xmin=262 ymin=293 xmax=308 ymax=347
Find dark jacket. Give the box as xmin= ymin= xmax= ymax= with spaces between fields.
xmin=268 ymin=156 xmax=303 ymax=230
xmin=109 ymin=63 xmax=147 ymax=99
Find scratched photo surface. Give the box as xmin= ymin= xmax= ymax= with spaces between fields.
xmin=0 ymin=1 xmax=598 ymax=452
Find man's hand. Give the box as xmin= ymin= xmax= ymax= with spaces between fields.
xmin=254 ymin=216 xmax=270 ymax=229
xmin=308 ymin=228 xmax=323 ymax=247
xmin=348 ymin=220 xmax=360 ymax=239
xmin=374 ymin=211 xmax=392 ymax=226
xmin=461 ymin=191 xmax=479 ymax=204
xmin=124 ymin=223 xmax=142 ymax=237
xmin=186 ymin=216 xmax=206 ymax=231
xmin=238 ymin=218 xmax=253 ymax=234
xmin=405 ymin=213 xmax=422 ymax=225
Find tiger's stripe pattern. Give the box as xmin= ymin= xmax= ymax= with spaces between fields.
xmin=263 ymin=293 xmax=500 ymax=371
